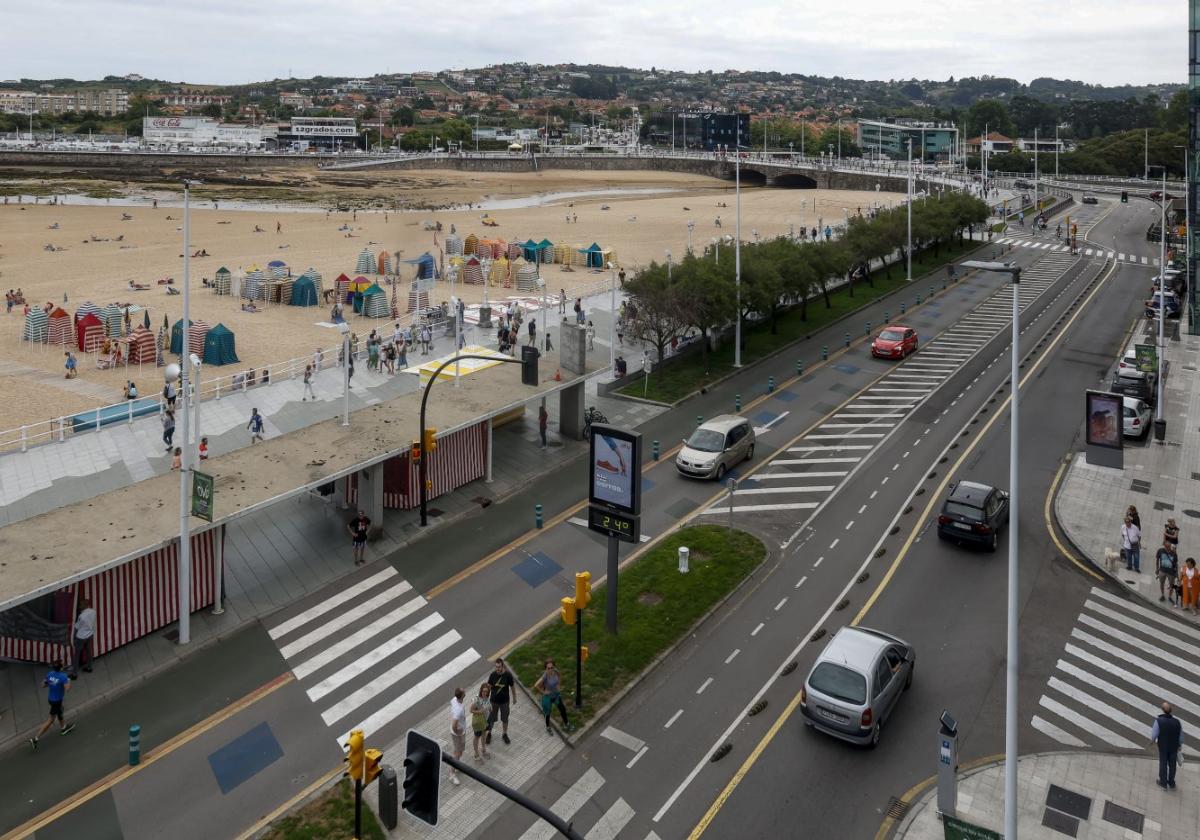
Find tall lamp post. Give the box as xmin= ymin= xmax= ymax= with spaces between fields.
xmin=339 ymin=322 xmax=351 ymax=426
xmin=1151 ymin=165 xmax=1168 ymax=439
xmin=733 ymin=143 xmax=744 ymax=367
xmin=687 ymin=219 xmax=695 ymax=255
xmin=961 ymin=258 xmax=1022 ymax=840
xmin=175 ymin=178 xmax=198 ymax=646
xmin=607 ymin=261 xmax=617 ymax=373
xmin=906 ymin=138 xmax=913 ymax=282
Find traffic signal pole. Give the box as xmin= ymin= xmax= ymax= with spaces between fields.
xmin=575 ymin=602 xmax=584 ymax=709
xmin=354 ymin=778 xmax=363 ymax=840
xmin=418 ymin=354 xmax=527 ymax=526
xmin=440 ymin=754 xmax=586 ymax=840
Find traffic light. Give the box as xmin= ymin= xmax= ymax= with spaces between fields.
xmin=574 ymin=571 xmax=591 ymax=610
xmin=364 ymin=747 xmax=384 ymax=785
xmin=560 ymin=596 xmax=577 ymax=626
xmin=402 ymin=729 xmax=441 ymax=827
xmin=521 ymin=345 xmax=539 ymax=386
xmin=1121 ymin=191 xmax=1128 ymax=203
xmin=423 ymin=428 xmax=437 ymax=453
xmin=344 ymin=729 xmax=365 ymax=782
xmin=410 ymin=440 xmax=422 ymax=462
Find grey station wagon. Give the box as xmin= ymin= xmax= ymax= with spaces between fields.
xmin=800 ymin=626 xmax=915 ymax=747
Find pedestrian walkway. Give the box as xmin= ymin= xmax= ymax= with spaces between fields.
xmin=894 ymin=751 xmax=1200 ymax=840
xmin=1055 ymin=320 xmax=1200 ymax=611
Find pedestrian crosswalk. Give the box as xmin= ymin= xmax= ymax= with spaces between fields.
xmin=515 ymin=765 xmax=659 ymax=840
xmin=993 ymin=236 xmax=1159 ymax=266
xmin=266 ymin=564 xmax=482 ymax=747
xmin=1031 ymin=586 xmax=1200 ymax=751
xmin=700 ymin=249 xmax=1072 ymax=523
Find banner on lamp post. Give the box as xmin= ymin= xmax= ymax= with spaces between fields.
xmin=191 ymin=470 xmax=214 ymax=522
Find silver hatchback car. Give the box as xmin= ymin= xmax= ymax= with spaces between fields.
xmin=800 ymin=626 xmax=915 ymax=747
xmin=674 ymin=415 xmax=755 ymax=480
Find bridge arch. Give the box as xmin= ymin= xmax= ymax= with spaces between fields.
xmin=770 ymin=172 xmax=819 ymax=189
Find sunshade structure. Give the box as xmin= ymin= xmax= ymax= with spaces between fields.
xmin=403 ymin=252 xmax=436 ymax=280
xmin=75 ymin=312 xmax=105 ymax=352
xmin=377 ymin=251 xmax=392 ymax=276
xmin=267 ymin=259 xmax=288 ymax=279
xmin=521 ymin=238 xmax=540 ymax=262
xmin=445 ymin=234 xmax=463 ymax=256
xmin=407 ymin=285 xmax=430 ymax=313
xmin=170 ymin=319 xmax=210 ymax=356
xmin=516 ymin=263 xmax=540 ymax=292
xmin=202 ymin=324 xmax=239 ymax=366
xmin=101 ymin=303 xmax=123 ymax=337
xmin=507 ymin=239 xmax=523 ymax=261
xmin=355 ymin=248 xmax=375 ymax=275
xmin=213 ymin=267 xmax=232 ymax=295
xmin=489 ymin=256 xmax=510 ymax=285
xmin=47 ymin=307 xmax=72 ymax=346
xmin=290 ymin=273 xmax=320 ymax=306
xmin=349 ymin=276 xmax=372 ymax=293
xmin=538 ymin=239 xmax=554 ymax=263
xmin=578 ymin=243 xmax=605 ymax=268
xmin=462 ymin=257 xmax=484 ymax=286
xmin=23 ymin=308 xmax=48 ymax=342
xmin=334 ymin=272 xmax=351 ymax=298
xmin=463 ymin=234 xmax=479 ymax=258
xmin=361 ymin=283 xmax=389 ymax=318
xmin=242 ymin=268 xmax=265 ymax=301
xmin=126 ymin=326 xmax=156 ymax=364
xmin=74 ymin=301 xmax=102 ymax=324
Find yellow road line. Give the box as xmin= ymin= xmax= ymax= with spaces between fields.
xmin=1044 ymin=458 xmax=1104 ymax=582
xmin=2 ymin=673 xmax=294 ymax=840
xmin=234 ymin=765 xmax=344 ymax=840
xmin=872 ymin=753 xmax=1006 ymax=840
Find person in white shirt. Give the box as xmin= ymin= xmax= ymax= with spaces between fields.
xmin=70 ymin=598 xmax=96 ymax=678
xmin=449 ymin=688 xmax=467 ymax=786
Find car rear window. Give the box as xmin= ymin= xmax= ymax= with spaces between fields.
xmin=944 ymin=501 xmax=984 ymax=520
xmin=809 ymin=662 xmax=867 ymax=704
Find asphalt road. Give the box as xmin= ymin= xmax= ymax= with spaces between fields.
xmin=478 ymin=195 xmax=1167 ymax=840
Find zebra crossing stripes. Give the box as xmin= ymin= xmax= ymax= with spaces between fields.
xmin=516 ymin=766 xmax=649 ymax=840
xmin=1030 ymin=586 xmax=1200 ymax=751
xmin=265 ymin=564 xmax=482 ymax=748
xmin=994 ymin=237 xmax=1158 ymax=266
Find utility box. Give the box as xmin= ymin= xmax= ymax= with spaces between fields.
xmin=559 ymin=322 xmax=586 ymax=374
xmin=936 ymin=711 xmax=959 ymax=818
xmin=378 ymin=765 xmax=399 ymax=829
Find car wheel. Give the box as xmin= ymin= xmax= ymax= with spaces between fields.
xmin=904 ymin=664 xmax=914 ymax=690
xmin=715 ymin=463 xmax=727 ymax=481
xmin=867 ymin=721 xmax=882 ymax=749
xmin=988 ymin=531 xmax=998 ymax=553
xmin=746 ymin=443 xmax=755 ymax=463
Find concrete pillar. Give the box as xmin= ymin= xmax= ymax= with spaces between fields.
xmin=359 ymin=463 xmax=385 ymax=539
xmin=559 ymin=381 xmax=585 ymax=440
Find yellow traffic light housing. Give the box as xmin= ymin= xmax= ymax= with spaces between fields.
xmin=574 ymin=571 xmax=591 ymax=610
xmin=344 ymin=729 xmax=365 ymax=781
xmin=410 ymin=440 xmax=422 ymax=462
xmin=560 ymin=596 xmax=577 ymax=625
xmin=364 ymin=747 xmax=384 ymax=785
xmin=423 ymin=428 xmax=438 ymax=452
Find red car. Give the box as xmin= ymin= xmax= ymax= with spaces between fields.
xmin=871 ymin=324 xmax=918 ymax=359
xmin=1149 ymin=191 xmax=1179 ymax=202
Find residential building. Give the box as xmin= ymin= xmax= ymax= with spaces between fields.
xmin=0 ymin=88 xmax=129 ymax=116
xmin=1016 ymin=136 xmax=1065 ymax=153
xmin=964 ymin=132 xmax=1015 ymax=155
xmin=856 ymin=119 xmax=958 ymax=161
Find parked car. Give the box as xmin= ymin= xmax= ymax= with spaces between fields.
xmin=871 ymin=324 xmax=919 ymax=359
xmin=1122 ymin=396 xmax=1151 ymax=439
xmin=1081 ymin=194 xmax=1099 ymax=205
xmin=936 ymin=480 xmax=1010 ymax=551
xmin=1149 ymin=191 xmax=1179 ymax=202
xmin=800 ymin=626 xmax=915 ymax=747
xmin=675 ymin=415 xmax=755 ymax=480
xmin=1110 ymin=370 xmax=1158 ymax=406
xmin=1118 ymin=333 xmax=1155 ymax=379
xmin=1145 ymin=291 xmax=1181 ymax=320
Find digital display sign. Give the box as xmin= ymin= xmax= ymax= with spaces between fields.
xmin=588 ymin=424 xmax=642 ymax=517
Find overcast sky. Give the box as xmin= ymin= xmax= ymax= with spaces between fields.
xmin=5 ymin=0 xmax=1186 ymax=88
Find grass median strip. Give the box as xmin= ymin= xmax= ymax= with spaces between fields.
xmin=262 ymin=778 xmax=385 ymax=840
xmin=508 ymin=525 xmax=766 ymax=732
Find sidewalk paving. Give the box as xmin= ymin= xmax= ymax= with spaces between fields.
xmin=1056 ymin=319 xmax=1200 ymax=616
xmin=895 ymin=751 xmax=1200 ymax=840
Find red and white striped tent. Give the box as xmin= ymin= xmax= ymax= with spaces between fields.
xmin=47 ymin=307 xmax=73 ymax=346
xmin=462 ymin=257 xmax=484 ymax=286
xmin=75 ymin=312 xmax=105 ymax=352
xmin=346 ymin=421 xmax=488 ymax=509
xmin=335 ymin=273 xmax=351 ymax=298
xmin=125 ymin=325 xmax=157 ymax=364
xmin=188 ymin=319 xmax=210 ymax=356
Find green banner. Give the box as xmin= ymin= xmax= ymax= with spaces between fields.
xmin=191 ymin=470 xmax=214 ymax=523
xmin=943 ymin=815 xmax=1001 ymax=840
xmin=1135 ymin=343 xmax=1157 ymax=373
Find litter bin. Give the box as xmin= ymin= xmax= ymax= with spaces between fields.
xmin=1154 ymin=418 xmax=1167 ymax=442
xmin=378 ymin=765 xmax=398 ymax=829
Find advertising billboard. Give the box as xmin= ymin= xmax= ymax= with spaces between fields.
xmin=1085 ymin=390 xmax=1123 ymax=450
xmin=588 ymin=425 xmax=642 ymax=516
xmin=290 ymin=118 xmax=357 ymax=138
xmin=1134 ymin=343 xmax=1157 ymax=373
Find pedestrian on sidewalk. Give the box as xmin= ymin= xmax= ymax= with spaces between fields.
xmin=485 ymin=658 xmax=515 ymax=746
xmin=449 ymin=688 xmax=466 ymax=786
xmin=198 ymin=437 xmax=208 ymax=461
xmin=538 ymin=404 xmax=548 ymax=448
xmin=313 ymin=347 xmax=323 ymax=373
xmin=1164 ymin=518 xmax=1180 ymax=549
xmin=30 ymin=661 xmax=75 ymax=750
xmin=170 ymin=447 xmax=182 ymax=470
xmin=1157 ymin=541 xmax=1179 ymax=604
xmin=533 ymin=659 xmax=572 ymax=734
xmin=1181 ymin=558 xmax=1199 ymax=614
xmin=302 ymin=364 xmax=315 ymax=401
xmin=69 ymin=599 xmax=96 ymax=678
xmin=247 ymin=408 xmax=264 ymax=443
xmin=1127 ymin=505 xmax=1142 ymax=529
xmin=586 ymin=320 xmax=595 ymax=350
xmin=1151 ymin=701 xmax=1183 ymax=789
xmin=544 ymin=330 xmax=553 ymax=352
xmin=558 ymin=289 xmax=566 ymax=314
xmin=348 ymin=510 xmax=370 ymax=566
xmin=162 ymin=409 xmax=175 ymax=451
xmin=573 ymin=298 xmax=583 ymax=324
xmin=470 ymin=683 xmax=492 ymax=761
xmin=1122 ymin=515 xmax=1142 ymax=573
xmin=163 ymin=380 xmax=177 ymax=410
xmin=397 ymin=339 xmax=408 ymax=368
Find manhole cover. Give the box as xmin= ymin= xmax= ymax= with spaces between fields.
xmin=1130 ymin=479 xmax=1152 ymax=494
xmin=1153 ymin=501 xmax=1175 ymax=511
xmin=1102 ymin=801 xmax=1143 ymax=832
xmin=1041 ymin=807 xmax=1079 ymax=837
xmin=1046 ymin=785 xmax=1091 ymax=820
xmin=427 ymin=507 xmax=444 ymax=517
xmin=1183 ymin=509 xmax=1200 ymax=519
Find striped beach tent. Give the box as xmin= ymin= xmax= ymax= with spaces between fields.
xmin=126 ymin=326 xmax=156 ymax=364
xmin=516 ymin=263 xmax=540 ymax=292
xmin=538 ymin=239 xmax=554 ymax=264
xmin=289 ymin=274 xmax=319 ymax=306
xmin=356 ymin=248 xmax=375 ymax=275
xmin=101 ymin=303 xmax=123 ymax=337
xmin=76 ymin=312 xmax=105 ymax=352
xmin=202 ymin=324 xmax=239 ymax=366
xmin=334 ymin=272 xmax=351 ymax=298
xmin=23 ymin=308 xmax=48 ymax=342
xmin=242 ymin=268 xmax=265 ymax=301
xmin=47 ymin=307 xmax=72 ymax=346
xmin=361 ymin=283 xmax=390 ymax=318
xmin=507 ymin=239 xmax=522 ymax=260
xmin=377 ymin=251 xmax=392 ymax=276
xmin=267 ymin=260 xmax=288 ymax=279
xmin=188 ymin=319 xmax=210 ymax=356
xmin=74 ymin=301 xmax=102 ymax=323
xmin=462 ymin=257 xmax=484 ymax=286
xmin=389 ymin=281 xmax=399 ymax=318
xmin=445 ymin=234 xmax=463 ymax=256
xmin=214 ymin=267 xmax=232 ymax=294
xmin=464 ymin=234 xmax=479 ymax=258
xmin=489 ymin=256 xmax=509 ymax=285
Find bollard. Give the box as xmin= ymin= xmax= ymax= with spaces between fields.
xmin=735 ymin=393 xmax=742 ymax=411
xmin=942 ymin=279 xmax=947 ymax=290
xmin=678 ymin=546 xmax=690 ymax=574
xmin=900 ymin=301 xmax=906 ymax=314
xmin=822 ymin=345 xmax=828 ymax=360
xmin=844 ymin=332 xmax=850 ymax=348
xmin=129 ymin=724 xmax=141 ymax=766
xmin=652 ymin=439 xmax=660 ymax=461
xmin=883 ymin=311 xmax=889 ymax=324
xmin=797 ymin=360 xmax=804 ymax=377
xmin=535 ymin=504 xmax=543 ymax=529
xmin=767 ymin=376 xmax=775 ymax=394
xmin=696 ymin=415 xmax=703 ymax=428
xmin=916 ymin=294 xmax=921 ymax=305
xmin=866 ymin=321 xmax=872 ymax=337
xmin=929 ymin=286 xmax=934 ymax=299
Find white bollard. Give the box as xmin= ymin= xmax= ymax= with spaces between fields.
xmin=678 ymin=546 xmax=690 ymax=574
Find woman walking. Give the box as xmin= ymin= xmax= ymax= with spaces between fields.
xmin=162 ymin=410 xmax=175 ymax=452
xmin=533 ymin=659 xmax=572 ymax=734
xmin=469 ymin=683 xmax=492 ymax=760
xmin=1165 ymin=518 xmax=1180 ymax=549
xmin=1181 ymin=557 xmax=1200 ymax=614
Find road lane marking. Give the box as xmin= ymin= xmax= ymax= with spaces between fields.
xmin=520 ymin=767 xmax=606 ymax=840
xmin=305 ymin=611 xmax=444 ymax=700
xmin=697 ymin=677 xmax=714 ymax=695
xmin=845 ymin=520 xmax=854 ymax=530
xmin=586 ymin=798 xmax=635 ymax=840
xmin=774 ymin=597 xmax=788 ymax=611
xmin=751 ymin=623 xmax=764 ymax=636
xmin=751 ymin=471 xmax=848 ymax=479
xmin=279 ymin=580 xmax=413 ymax=659
xmin=627 ymin=746 xmax=650 ymax=769
xmin=725 ymin=649 xmax=740 ymax=664
xmin=732 ymin=485 xmax=835 ymax=495
xmin=269 ymin=568 xmax=398 ymax=639
xmin=700 ymin=502 xmax=820 ymax=514
xmin=1031 ymin=715 xmax=1088 ymax=748
xmin=600 ymin=726 xmax=646 ymax=754
xmin=795 ymin=576 xmax=807 ymax=589
xmin=858 ymin=504 xmax=867 ymax=514
xmin=1046 ymin=676 xmax=1148 ymax=740
xmin=1037 ymin=695 xmax=1138 ymax=749
xmin=828 ymin=538 xmax=839 ymax=549
xmin=665 ymin=709 xmax=684 ymax=729
xmin=291 ymin=597 xmax=430 ymax=680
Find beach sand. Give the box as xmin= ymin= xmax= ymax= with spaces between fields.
xmin=0 ymin=168 xmax=901 ymax=431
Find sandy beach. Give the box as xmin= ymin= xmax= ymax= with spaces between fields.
xmin=0 ymin=168 xmax=901 ymax=431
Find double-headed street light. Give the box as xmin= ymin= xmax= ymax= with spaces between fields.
xmin=1150 ymin=165 xmax=1169 ymax=438
xmin=960 ymin=258 xmax=1022 ymax=840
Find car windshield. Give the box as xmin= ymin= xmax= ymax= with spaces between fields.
xmin=809 ymin=662 xmax=867 ymax=705
xmin=879 ymin=329 xmax=904 ymax=341
xmin=686 ymin=428 xmax=726 ymax=453
xmin=944 ymin=501 xmax=984 ymax=520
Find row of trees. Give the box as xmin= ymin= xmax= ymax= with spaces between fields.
xmin=623 ymin=192 xmax=989 ymax=368
xmin=963 ymin=91 xmax=1185 ymax=142
xmin=975 ymin=127 xmax=1187 ymax=178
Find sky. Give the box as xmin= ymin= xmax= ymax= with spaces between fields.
xmin=3 ymin=0 xmax=1187 ymax=88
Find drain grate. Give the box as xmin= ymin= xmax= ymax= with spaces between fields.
xmin=1041 ymin=807 xmax=1079 ymax=837
xmin=1102 ymin=800 xmax=1144 ymax=833
xmin=1153 ymin=501 xmax=1175 ymax=512
xmin=1046 ymin=785 xmax=1091 ymax=820
xmin=1130 ymin=479 xmax=1152 ymax=494
xmin=884 ymin=797 xmax=910 ymax=820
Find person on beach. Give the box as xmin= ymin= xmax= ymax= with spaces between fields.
xmin=63 ymin=351 xmax=77 ymax=379
xmin=303 ymin=364 xmax=315 ymax=401
xmin=247 ymin=408 xmax=264 ymax=443
xmin=162 ymin=410 xmax=175 ymax=451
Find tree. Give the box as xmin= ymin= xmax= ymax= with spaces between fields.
xmin=676 ymin=254 xmax=734 ymax=369
xmin=201 ymin=103 xmax=223 ymax=119
xmin=966 ymin=99 xmax=1014 ymax=139
xmin=624 ymin=264 xmax=685 ymax=364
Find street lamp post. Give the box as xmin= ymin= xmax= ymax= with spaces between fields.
xmin=339 ymin=322 xmax=351 ymax=426
xmin=473 ymin=115 xmax=480 ymax=152
xmin=734 ymin=144 xmax=743 ymax=367
xmin=961 ymin=258 xmax=1022 ymax=840
xmin=687 ymin=219 xmax=695 ymax=255
xmin=175 ymin=178 xmax=197 ymax=646
xmin=907 ymin=139 xmax=913 ymax=282
xmin=607 ymin=261 xmax=617 ymax=373
xmin=1152 ymin=166 xmax=1168 ymax=437
xmin=665 ymin=250 xmax=672 ymax=280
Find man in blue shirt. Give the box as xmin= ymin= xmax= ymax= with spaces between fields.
xmin=1151 ymin=701 xmax=1184 ymax=789
xmin=30 ymin=660 xmax=75 ymax=750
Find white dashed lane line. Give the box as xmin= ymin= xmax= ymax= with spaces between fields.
xmin=751 ymin=623 xmax=764 ymax=636
xmin=664 ymin=709 xmax=683 ymax=729
xmin=725 ymin=649 xmax=741 ymax=664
